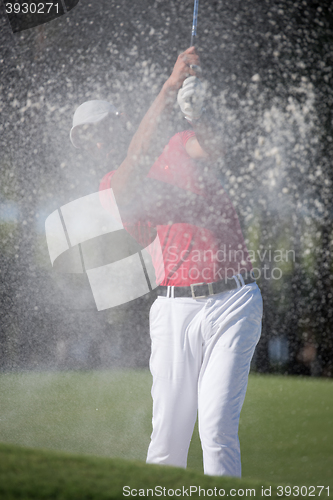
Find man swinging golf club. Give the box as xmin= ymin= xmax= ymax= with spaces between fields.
xmin=70 ymin=46 xmax=263 ymax=477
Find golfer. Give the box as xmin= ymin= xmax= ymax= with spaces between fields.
xmin=71 ymin=47 xmax=263 ymax=477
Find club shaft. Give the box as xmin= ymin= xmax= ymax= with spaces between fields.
xmin=190 ymin=0 xmax=199 ymax=47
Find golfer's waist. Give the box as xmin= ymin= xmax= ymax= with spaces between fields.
xmin=157 ymin=271 xmax=256 ymax=299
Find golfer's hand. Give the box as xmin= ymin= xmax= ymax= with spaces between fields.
xmin=166 ymin=47 xmax=201 ymax=90
xmin=177 ymin=76 xmax=206 ymax=121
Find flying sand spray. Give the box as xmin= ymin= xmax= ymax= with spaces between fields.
xmin=44 ymin=0 xmax=203 ymax=313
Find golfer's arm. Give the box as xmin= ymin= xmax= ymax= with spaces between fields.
xmin=110 ymin=82 xmax=177 ymax=202
xmin=189 ymin=114 xmax=225 ymax=161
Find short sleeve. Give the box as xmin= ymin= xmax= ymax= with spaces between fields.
xmin=180 ymin=130 xmax=196 ymax=147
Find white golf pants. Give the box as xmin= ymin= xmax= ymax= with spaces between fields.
xmin=146 ymin=282 xmax=263 ymax=477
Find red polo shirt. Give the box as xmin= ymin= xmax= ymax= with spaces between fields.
xmin=99 ymin=131 xmax=252 ymax=286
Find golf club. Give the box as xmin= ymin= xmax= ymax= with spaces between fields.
xmin=190 ymin=0 xmax=199 ymax=47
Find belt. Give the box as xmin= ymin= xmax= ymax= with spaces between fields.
xmin=158 ymin=271 xmax=256 ymax=299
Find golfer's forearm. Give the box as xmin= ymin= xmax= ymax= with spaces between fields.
xmin=111 ymin=81 xmax=177 ymax=201
xmin=127 ymin=82 xmax=176 ymax=159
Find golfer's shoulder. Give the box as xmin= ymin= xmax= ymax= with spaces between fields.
xmin=170 ymin=129 xmax=196 ymax=147
xmin=99 ymin=170 xmax=116 ymax=192
xmin=166 ymin=129 xmax=197 ymax=157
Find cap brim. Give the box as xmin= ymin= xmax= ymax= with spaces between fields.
xmin=70 ymin=100 xmax=120 ymax=148
xmin=70 ymin=126 xmax=81 ymax=149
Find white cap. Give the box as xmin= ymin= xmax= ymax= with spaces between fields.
xmin=70 ymin=100 xmax=119 ymax=148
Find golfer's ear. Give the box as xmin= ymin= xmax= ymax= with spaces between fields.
xmin=185 ymin=136 xmax=208 ymax=159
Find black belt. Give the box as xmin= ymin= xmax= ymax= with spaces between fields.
xmin=157 ymin=271 xmax=256 ymax=299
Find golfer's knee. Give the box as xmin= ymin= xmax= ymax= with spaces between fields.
xmin=199 ymin=421 xmax=239 ymax=451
